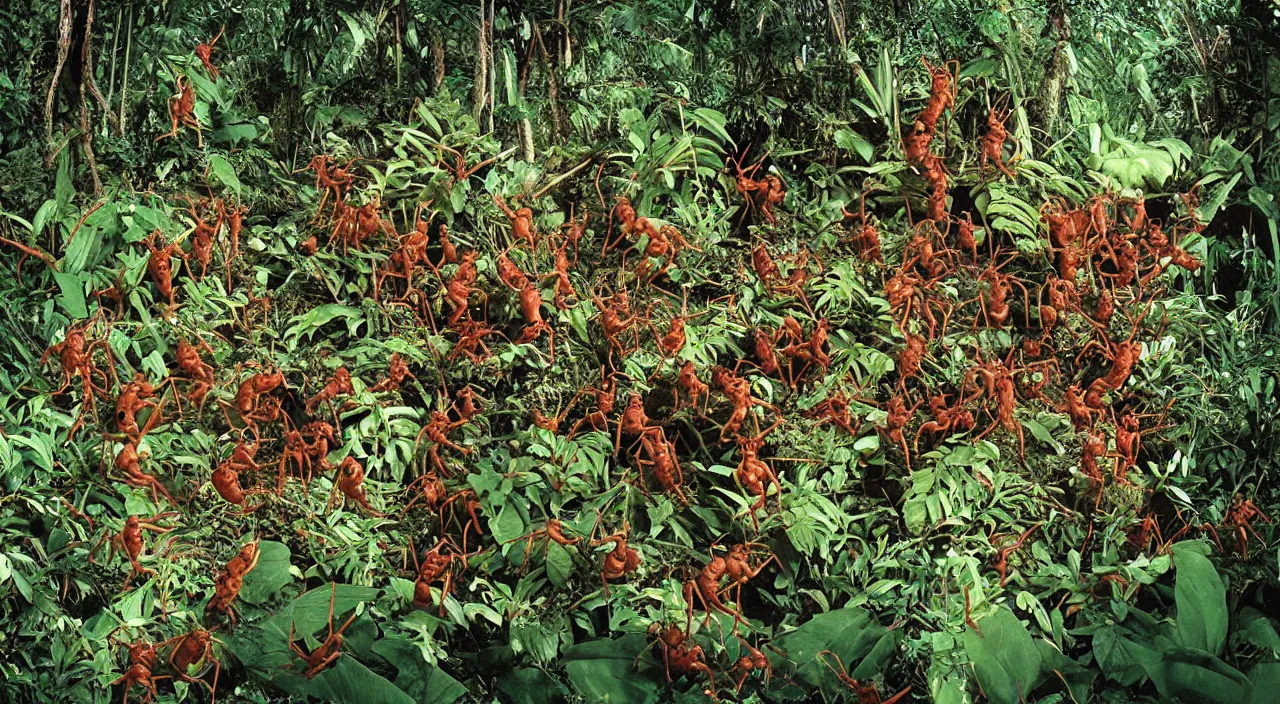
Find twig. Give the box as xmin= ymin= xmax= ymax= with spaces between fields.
xmin=532 ymin=157 xmax=594 ymax=199
xmin=66 ymin=201 xmax=107 ymax=253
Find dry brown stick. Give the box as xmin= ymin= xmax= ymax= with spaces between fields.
xmin=532 ymin=157 xmax=595 ymax=199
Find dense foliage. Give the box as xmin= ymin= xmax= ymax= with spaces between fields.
xmin=2 ymin=1 xmax=1280 ymax=703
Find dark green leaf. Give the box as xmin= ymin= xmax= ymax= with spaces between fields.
xmin=962 ymin=606 xmax=1043 ymax=704
xmin=239 ymin=541 xmax=294 ymax=605
xmin=497 ymin=667 xmax=570 ymax=704
xmin=562 ymin=634 xmax=660 ymax=704
xmin=1173 ymin=542 xmax=1227 ymax=656
xmin=769 ymin=608 xmax=897 ymax=695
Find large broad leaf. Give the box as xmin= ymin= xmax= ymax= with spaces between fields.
xmin=545 ymin=541 xmax=574 ymax=588
xmin=1172 ymin=542 xmax=1227 ymax=656
xmin=1124 ymin=643 xmax=1251 ymax=704
xmin=273 ymin=653 xmax=414 ymax=704
xmin=268 ymin=584 xmax=382 ymax=641
xmin=1237 ymin=608 xmax=1280 ymax=656
xmin=1035 ymin=640 xmax=1095 ymax=702
xmin=1250 ymin=663 xmax=1280 ymax=704
xmin=371 ymin=638 xmax=468 ymax=704
xmin=561 ymin=634 xmax=660 ymax=704
xmin=1093 ymin=625 xmax=1145 ymax=686
xmin=689 ymin=107 xmax=733 ymax=147
xmin=834 ymin=128 xmax=874 ymax=163
xmin=769 ymin=607 xmax=898 ymax=694
xmin=52 ymin=272 xmax=88 ymax=319
xmin=284 ymin=304 xmax=364 ymax=345
xmin=1100 ymin=146 xmax=1174 ymax=189
xmin=961 ymin=606 xmax=1043 ymax=704
xmin=239 ymin=541 xmax=294 ymax=605
xmin=496 ymin=667 xmax=571 ymax=704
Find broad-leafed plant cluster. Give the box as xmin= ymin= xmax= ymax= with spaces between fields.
xmin=1 ymin=2 xmax=1279 ymax=704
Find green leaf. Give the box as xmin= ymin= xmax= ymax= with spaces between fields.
xmin=498 ymin=667 xmax=570 ymax=704
xmin=1237 ymin=609 xmax=1280 ymax=656
xmin=490 ymin=504 xmax=525 ymax=545
xmin=62 ymin=207 xmax=101 ymax=275
xmin=215 ymin=122 xmax=260 ymax=147
xmin=545 ymin=541 xmax=573 ymax=589
xmin=962 ymin=606 xmax=1044 ymax=704
xmin=1173 ymin=542 xmax=1227 ymax=656
xmin=1125 ymin=644 xmax=1250 ymax=704
xmin=31 ymin=200 xmax=57 ymax=239
xmin=1093 ymin=626 xmax=1146 ymax=687
xmin=1197 ymin=172 xmax=1241 ymax=223
xmin=990 ymin=216 xmax=1035 ymax=238
xmin=1162 ymin=652 xmax=1250 ymax=704
xmin=834 ymin=128 xmax=874 ymax=163
xmin=284 ymin=305 xmax=363 ymax=344
xmin=853 ymin=435 xmax=879 ymax=454
xmin=562 ymin=634 xmax=660 ymax=704
xmin=52 ymin=272 xmax=88 ymax=319
xmin=690 ymin=107 xmax=733 ymax=147
xmin=208 ymin=154 xmax=243 ymax=198
xmin=239 ymin=541 xmax=294 ymax=605
xmin=338 ymin=11 xmax=368 ymax=55
xmin=902 ymin=497 xmax=928 ymax=535
xmin=295 ymin=654 xmax=414 ymax=704
xmin=1035 ymin=640 xmax=1096 ymax=703
xmin=1250 ymin=663 xmax=1280 ymax=704
xmin=278 ymin=584 xmax=381 ymax=640
xmin=372 ymin=638 xmax=467 ymax=704
xmin=1100 ymin=147 xmax=1174 ymax=189
xmin=770 ymin=608 xmax=898 ymax=695
xmin=1022 ymin=418 xmax=1064 ymax=454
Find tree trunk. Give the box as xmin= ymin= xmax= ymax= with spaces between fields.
xmin=431 ymin=26 xmax=445 ymax=94
xmin=1032 ymin=1 xmax=1070 ymax=138
xmin=80 ymin=0 xmax=102 ymax=193
xmin=517 ymin=32 xmax=535 ymax=162
xmin=81 ymin=0 xmax=119 ymax=135
xmin=472 ymin=1 xmax=487 ymax=124
xmin=44 ymin=0 xmax=74 ymax=158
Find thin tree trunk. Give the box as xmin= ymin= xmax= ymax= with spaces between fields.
xmin=82 ymin=0 xmax=120 ymax=135
xmin=486 ymin=0 xmax=495 ymax=134
xmin=1033 ymin=1 xmax=1070 ymax=137
xmin=119 ymin=6 xmax=132 ymax=129
xmin=45 ymin=0 xmax=74 ymax=158
xmin=472 ymin=1 xmax=487 ymax=124
xmin=431 ymin=25 xmax=445 ymax=94
xmin=560 ymin=0 xmax=572 ymax=65
xmin=80 ymin=0 xmax=101 ymax=193
xmin=80 ymin=78 xmax=101 ymax=194
xmin=534 ymin=23 xmax=565 ymax=140
xmin=105 ymin=6 xmax=120 ymax=120
xmin=517 ymin=34 xmax=535 ymax=162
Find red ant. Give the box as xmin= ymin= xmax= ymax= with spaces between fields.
xmin=817 ymin=649 xmax=911 ymax=704
xmin=194 ymin=26 xmax=225 ymax=78
xmin=979 ymin=96 xmax=1016 ymax=180
xmin=287 ymin=582 xmax=359 ymax=678
xmin=991 ymin=524 xmax=1040 ymax=586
